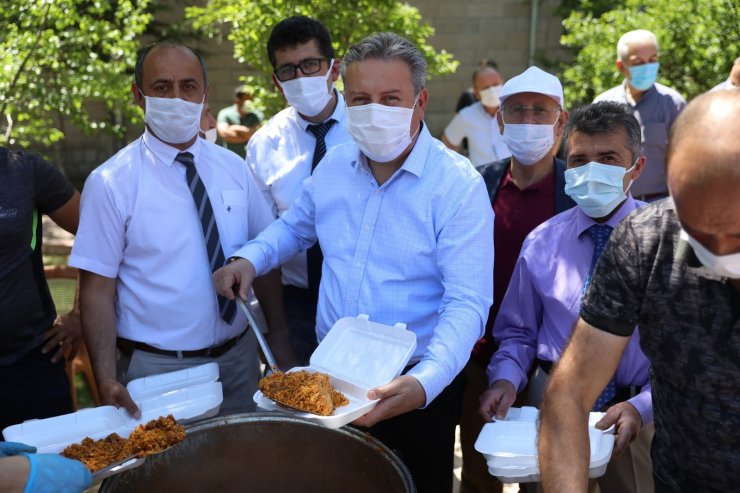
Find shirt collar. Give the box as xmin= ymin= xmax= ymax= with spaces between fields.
xmin=295 ymin=89 xmax=346 ymax=131
xmin=576 ymin=194 xmax=639 ymax=237
xmin=142 ymin=128 xmax=201 ymax=167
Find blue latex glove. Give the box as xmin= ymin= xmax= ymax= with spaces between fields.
xmin=0 ymin=442 xmax=37 ymax=457
xmin=21 ymin=453 xmax=92 ymax=493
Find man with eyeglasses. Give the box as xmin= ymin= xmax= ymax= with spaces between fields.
xmin=594 ymin=30 xmax=686 ymax=203
xmin=246 ymin=16 xmax=353 ymax=365
xmin=458 ymin=66 xmax=575 ymax=493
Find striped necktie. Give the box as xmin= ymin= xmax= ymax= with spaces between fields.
xmin=305 ymin=120 xmax=336 ymax=297
xmin=307 ymin=119 xmax=336 ymax=169
xmin=584 ymin=223 xmax=617 ymax=411
xmin=176 ymin=152 xmax=236 ymax=324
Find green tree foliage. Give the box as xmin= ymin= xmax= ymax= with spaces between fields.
xmin=186 ymin=0 xmax=458 ymax=117
xmin=0 ymin=0 xmax=152 ymax=148
xmin=561 ymin=0 xmax=740 ymax=106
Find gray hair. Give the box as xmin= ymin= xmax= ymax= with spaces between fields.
xmin=341 ymin=32 xmax=427 ymax=95
xmin=564 ymin=101 xmax=643 ymax=164
xmin=617 ymin=30 xmax=659 ymax=61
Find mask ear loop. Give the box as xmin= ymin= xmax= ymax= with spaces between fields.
xmin=409 ymin=92 xmax=423 ymax=141
xmin=624 ymin=159 xmax=639 ymax=195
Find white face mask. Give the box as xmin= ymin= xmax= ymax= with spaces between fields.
xmin=479 ymin=85 xmax=503 ymax=108
xmin=681 ymin=229 xmax=740 ymax=279
xmin=502 ymin=119 xmax=558 ymax=166
xmin=564 ymin=161 xmax=635 ymax=218
xmin=142 ymin=94 xmax=204 ymax=144
xmin=201 ymin=127 xmax=218 ymax=144
xmin=345 ymin=96 xmax=419 ymax=163
xmin=279 ymin=59 xmax=334 ymax=117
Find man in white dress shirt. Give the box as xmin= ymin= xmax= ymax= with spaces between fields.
xmin=442 ymin=63 xmax=511 ymax=165
xmin=247 ymin=16 xmax=354 ymax=365
xmin=69 ymin=41 xmax=293 ymax=417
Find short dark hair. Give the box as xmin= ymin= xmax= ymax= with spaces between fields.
xmin=266 ymin=16 xmax=335 ymax=68
xmin=564 ymin=101 xmax=642 ymax=163
xmin=135 ymin=41 xmax=208 ymax=89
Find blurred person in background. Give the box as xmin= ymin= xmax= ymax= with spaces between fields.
xmin=216 ymin=84 xmax=263 ymax=158
xmin=594 ymin=29 xmax=686 ymax=202
xmin=443 ymin=62 xmax=510 ymax=166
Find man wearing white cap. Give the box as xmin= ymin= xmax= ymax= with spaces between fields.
xmin=458 ymin=66 xmax=575 ymax=493
xmin=442 ymin=63 xmax=511 ymax=166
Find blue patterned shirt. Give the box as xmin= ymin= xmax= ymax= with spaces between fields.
xmin=234 ymin=124 xmax=494 ymax=405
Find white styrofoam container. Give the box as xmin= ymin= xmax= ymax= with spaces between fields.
xmin=2 ymin=363 xmax=223 ymax=478
xmin=475 ymin=406 xmax=615 ymax=483
xmin=253 ymin=314 xmax=417 ymax=428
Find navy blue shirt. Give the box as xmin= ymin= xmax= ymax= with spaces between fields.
xmin=0 ymin=148 xmax=74 ymax=364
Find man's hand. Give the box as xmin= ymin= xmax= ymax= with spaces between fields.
xmin=41 ymin=311 xmax=82 ymax=363
xmin=595 ymin=401 xmax=642 ymax=457
xmin=213 ymin=258 xmax=256 ymax=301
xmin=98 ymin=377 xmax=140 ymax=419
xmin=352 ymin=375 xmax=426 ymax=428
xmin=478 ymin=379 xmax=517 ymax=422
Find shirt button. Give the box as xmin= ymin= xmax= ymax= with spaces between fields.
xmin=348 ymin=298 xmax=354 ymax=305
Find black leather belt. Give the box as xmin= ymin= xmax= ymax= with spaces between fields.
xmin=117 ymin=327 xmax=249 ymax=359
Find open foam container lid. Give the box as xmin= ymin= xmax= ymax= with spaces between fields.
xmin=2 ymin=362 xmax=222 ymax=454
xmin=309 ymin=314 xmax=417 ymax=389
xmin=475 ymin=406 xmax=615 ymax=483
xmin=254 ymin=314 xmax=416 ymax=428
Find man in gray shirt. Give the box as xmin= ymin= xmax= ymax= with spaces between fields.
xmin=595 ymin=29 xmax=686 ymax=201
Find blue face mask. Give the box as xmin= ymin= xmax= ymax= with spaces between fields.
xmin=628 ymin=62 xmax=659 ymax=91
xmin=564 ymin=161 xmax=636 ymax=218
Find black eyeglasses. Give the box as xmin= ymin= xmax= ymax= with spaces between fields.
xmin=274 ymin=58 xmax=328 ymax=82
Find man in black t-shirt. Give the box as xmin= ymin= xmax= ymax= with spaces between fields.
xmin=0 ymin=148 xmax=81 ymax=434
xmin=538 ymin=91 xmax=740 ymax=492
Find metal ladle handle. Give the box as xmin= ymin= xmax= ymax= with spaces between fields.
xmin=236 ymin=298 xmax=281 ymax=373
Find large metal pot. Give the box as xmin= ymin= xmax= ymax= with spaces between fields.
xmin=100 ymin=412 xmax=415 ymax=492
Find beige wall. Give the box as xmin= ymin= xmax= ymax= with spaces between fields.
xmin=43 ymin=0 xmax=569 ymax=184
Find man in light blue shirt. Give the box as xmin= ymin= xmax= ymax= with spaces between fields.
xmin=214 ymin=32 xmax=494 ymax=492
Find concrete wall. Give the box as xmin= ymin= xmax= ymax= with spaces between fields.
xmin=40 ymin=0 xmax=570 ymax=185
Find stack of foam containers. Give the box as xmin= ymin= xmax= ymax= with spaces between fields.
xmin=474 ymin=406 xmax=615 ymax=484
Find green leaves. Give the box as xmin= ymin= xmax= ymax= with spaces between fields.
xmin=186 ymin=0 xmax=458 ymax=117
xmin=561 ymin=0 xmax=740 ymax=107
xmin=0 ymin=0 xmax=151 ymax=148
